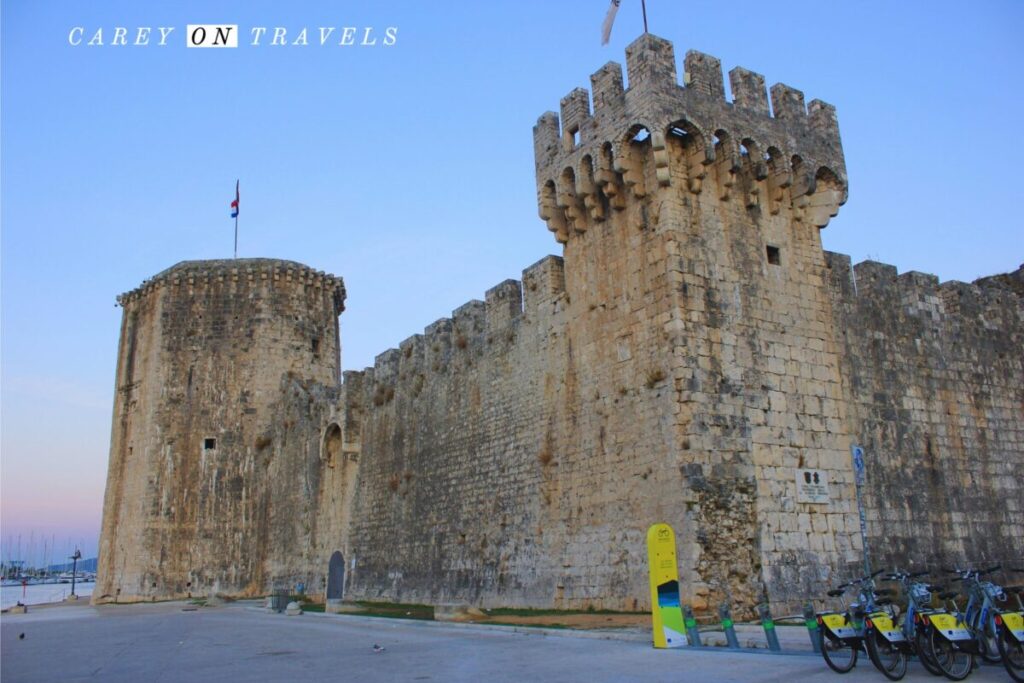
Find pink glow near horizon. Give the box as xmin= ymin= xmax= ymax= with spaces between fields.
xmin=1 ymin=479 xmax=103 ymax=566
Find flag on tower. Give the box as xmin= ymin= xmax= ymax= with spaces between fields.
xmin=601 ymin=0 xmax=621 ymax=45
xmin=230 ymin=180 xmax=239 ymax=218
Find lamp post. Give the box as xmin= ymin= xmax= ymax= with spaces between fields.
xmin=70 ymin=549 xmax=82 ymax=598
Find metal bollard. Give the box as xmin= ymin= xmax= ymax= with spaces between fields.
xmin=757 ymin=603 xmax=782 ymax=652
xmin=803 ymin=602 xmax=821 ymax=653
xmin=682 ymin=605 xmax=702 ymax=647
xmin=271 ymin=588 xmax=289 ymax=613
xmin=718 ymin=602 xmax=740 ymax=649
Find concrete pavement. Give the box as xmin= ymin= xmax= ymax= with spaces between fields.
xmin=0 ymin=601 xmax=1010 ymax=682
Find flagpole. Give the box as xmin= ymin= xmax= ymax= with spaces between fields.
xmin=232 ymin=179 xmax=239 ymax=259
xmin=641 ymin=0 xmax=648 ymax=33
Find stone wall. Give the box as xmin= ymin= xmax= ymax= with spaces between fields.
xmin=95 ymin=34 xmax=1023 ymax=616
xmin=827 ymin=255 xmax=1024 ymax=571
xmin=334 ymin=34 xmax=1022 ymax=616
xmin=95 ymin=259 xmax=345 ymax=603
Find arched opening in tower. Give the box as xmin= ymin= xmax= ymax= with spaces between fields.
xmin=322 ymin=423 xmax=342 ymax=468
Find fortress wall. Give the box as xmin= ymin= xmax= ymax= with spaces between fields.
xmin=338 ymin=157 xmax=859 ymax=615
xmin=302 ymin=372 xmax=365 ymax=597
xmin=646 ymin=146 xmax=862 ymax=614
xmin=826 ymin=254 xmax=1024 ymax=569
xmin=95 ymin=260 xmax=344 ymax=603
xmin=341 ymin=257 xmax=568 ymax=607
xmin=96 ymin=34 xmax=1023 ymax=615
xmin=341 ymin=216 xmax=709 ymax=611
xmin=261 ymin=375 xmax=341 ymax=596
xmin=340 ymin=35 xmax=863 ymax=614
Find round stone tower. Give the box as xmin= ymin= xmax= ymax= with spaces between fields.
xmin=95 ymin=258 xmax=345 ymax=603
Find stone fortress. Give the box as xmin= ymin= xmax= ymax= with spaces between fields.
xmin=96 ymin=34 xmax=1023 ymax=616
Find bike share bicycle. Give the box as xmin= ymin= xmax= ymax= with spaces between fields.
xmin=923 ymin=565 xmax=1017 ymax=681
xmin=878 ymin=569 xmax=945 ymax=677
xmin=991 ymin=567 xmax=1024 ymax=683
xmin=817 ymin=569 xmax=903 ymax=677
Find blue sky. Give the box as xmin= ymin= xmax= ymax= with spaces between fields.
xmin=2 ymin=0 xmax=1022 ymax=566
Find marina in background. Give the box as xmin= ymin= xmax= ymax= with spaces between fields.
xmin=1 ymin=580 xmax=95 ymax=610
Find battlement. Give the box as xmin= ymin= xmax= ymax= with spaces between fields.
xmin=116 ymin=258 xmax=346 ymax=314
xmin=361 ymin=255 xmax=566 ymax=383
xmin=534 ymin=33 xmax=847 ymax=243
xmin=825 ymin=252 xmax=1024 ymax=321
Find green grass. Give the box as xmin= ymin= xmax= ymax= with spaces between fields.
xmin=277 ymin=599 xmax=647 ymax=624
xmin=353 ymin=601 xmax=434 ymax=620
xmin=483 ymin=607 xmax=647 ymax=617
xmin=353 ymin=600 xmax=434 ymax=612
xmin=486 ymin=621 xmax=570 ymax=629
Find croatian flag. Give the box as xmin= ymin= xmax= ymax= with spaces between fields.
xmin=230 ymin=180 xmax=239 ymax=218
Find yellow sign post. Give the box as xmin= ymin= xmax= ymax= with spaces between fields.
xmin=647 ymin=523 xmax=686 ymax=648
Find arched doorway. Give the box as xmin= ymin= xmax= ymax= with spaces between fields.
xmin=327 ymin=551 xmax=345 ymax=600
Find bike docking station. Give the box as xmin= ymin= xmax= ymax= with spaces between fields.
xmin=645 ymin=523 xmax=824 ymax=657
xmin=646 ymin=524 xmax=1024 ymax=679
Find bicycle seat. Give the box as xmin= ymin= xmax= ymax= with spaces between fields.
xmin=1004 ymin=585 xmax=1024 ymax=593
xmin=876 ymin=598 xmax=893 ymax=606
xmin=927 ymin=585 xmax=945 ymax=592
xmin=827 ymin=589 xmax=845 ymax=597
xmin=875 ymin=588 xmax=895 ymax=596
xmin=938 ymin=591 xmax=958 ymax=600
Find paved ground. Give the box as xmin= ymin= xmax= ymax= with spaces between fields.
xmin=0 ymin=601 xmax=1010 ymax=682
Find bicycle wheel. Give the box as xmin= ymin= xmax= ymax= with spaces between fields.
xmin=997 ymin=627 xmax=1024 ymax=683
xmin=978 ymin=614 xmax=1002 ymax=664
xmin=914 ymin=627 xmax=944 ymax=677
xmin=866 ymin=630 xmax=908 ymax=681
xmin=928 ymin=629 xmax=973 ymax=681
xmin=820 ymin=629 xmax=858 ymax=674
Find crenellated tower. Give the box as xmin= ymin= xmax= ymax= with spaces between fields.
xmin=534 ymin=33 xmax=846 ymax=246
xmin=531 ymin=35 xmax=863 ymax=611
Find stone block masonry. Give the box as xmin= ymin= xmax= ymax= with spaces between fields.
xmin=96 ymin=35 xmax=1022 ymax=616
xmin=825 ymin=255 xmax=1023 ymax=570
xmin=95 ymin=259 xmax=345 ymax=603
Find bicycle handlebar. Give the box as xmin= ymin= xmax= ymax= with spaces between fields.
xmin=981 ymin=565 xmax=1001 ymax=575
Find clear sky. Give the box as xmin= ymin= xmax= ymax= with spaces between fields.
xmin=2 ymin=1 xmax=1021 ymax=567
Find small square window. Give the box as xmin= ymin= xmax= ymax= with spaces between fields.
xmin=203 ymin=438 xmax=216 ymax=450
xmin=766 ymin=245 xmax=781 ymax=265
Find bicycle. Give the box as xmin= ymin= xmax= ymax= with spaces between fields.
xmin=924 ymin=576 xmax=981 ymax=681
xmin=881 ymin=569 xmax=944 ymax=677
xmin=946 ymin=565 xmax=1005 ymax=664
xmin=862 ymin=588 xmax=908 ymax=680
xmin=993 ymin=567 xmax=1024 ymax=683
xmin=817 ymin=569 xmax=900 ymax=676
